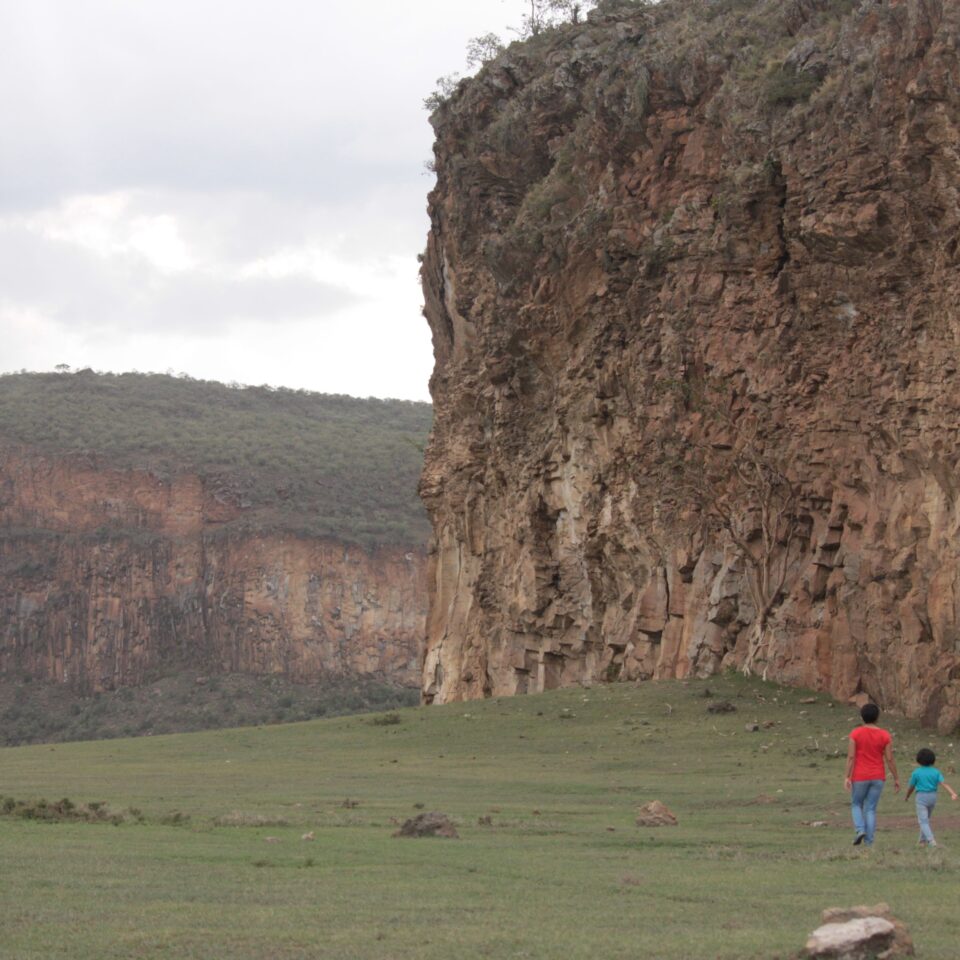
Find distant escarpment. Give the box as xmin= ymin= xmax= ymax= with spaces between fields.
xmin=0 ymin=373 xmax=430 ymax=692
xmin=421 ymin=0 xmax=960 ymax=730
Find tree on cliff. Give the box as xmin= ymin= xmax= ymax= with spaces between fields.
xmin=521 ymin=0 xmax=593 ymax=35
xmin=423 ymin=1 xmax=599 ymax=110
xmin=663 ymin=381 xmax=805 ymax=678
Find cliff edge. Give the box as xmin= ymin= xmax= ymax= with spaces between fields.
xmin=420 ymin=0 xmax=960 ymax=731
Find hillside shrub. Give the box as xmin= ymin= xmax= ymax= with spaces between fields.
xmin=762 ymin=65 xmax=820 ymax=106
xmin=0 ymin=372 xmax=432 ymax=547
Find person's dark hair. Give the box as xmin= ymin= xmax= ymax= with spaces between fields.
xmin=916 ymin=748 xmax=936 ymax=767
xmin=860 ymin=703 xmax=880 ymax=724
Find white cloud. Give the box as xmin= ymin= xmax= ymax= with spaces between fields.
xmin=0 ymin=192 xmax=360 ymax=332
xmin=0 ymin=0 xmax=530 ymax=400
xmin=28 ymin=193 xmax=196 ymax=272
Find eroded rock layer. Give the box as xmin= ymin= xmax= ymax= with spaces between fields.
xmin=420 ymin=0 xmax=960 ymax=730
xmin=0 ymin=452 xmax=425 ymax=691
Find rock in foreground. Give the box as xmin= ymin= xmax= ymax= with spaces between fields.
xmin=804 ymin=904 xmax=913 ymax=959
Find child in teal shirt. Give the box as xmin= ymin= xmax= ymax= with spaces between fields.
xmin=904 ymin=748 xmax=958 ymax=847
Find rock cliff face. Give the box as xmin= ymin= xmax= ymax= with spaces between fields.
xmin=0 ymin=451 xmax=425 ymax=691
xmin=420 ymin=0 xmax=960 ymax=731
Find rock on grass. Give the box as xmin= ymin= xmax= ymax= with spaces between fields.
xmin=804 ymin=904 xmax=913 ymax=958
xmin=635 ymin=801 xmax=678 ymax=827
xmin=393 ymin=812 xmax=459 ymax=838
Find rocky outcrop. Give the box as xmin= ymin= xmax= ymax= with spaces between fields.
xmin=0 ymin=451 xmax=425 ymax=691
xmin=420 ymin=0 xmax=960 ymax=731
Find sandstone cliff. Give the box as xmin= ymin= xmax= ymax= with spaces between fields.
xmin=0 ymin=450 xmax=426 ymax=692
xmin=420 ymin=0 xmax=960 ymax=731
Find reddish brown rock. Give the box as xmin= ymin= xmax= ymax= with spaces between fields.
xmin=393 ymin=812 xmax=460 ymax=839
xmin=635 ymin=801 xmax=678 ymax=827
xmin=419 ymin=0 xmax=960 ymax=731
xmin=0 ymin=451 xmax=426 ymax=691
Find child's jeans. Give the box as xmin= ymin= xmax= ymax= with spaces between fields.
xmin=915 ymin=791 xmax=938 ymax=845
xmin=851 ymin=779 xmax=885 ymax=844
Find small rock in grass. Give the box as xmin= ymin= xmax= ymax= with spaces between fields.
xmin=745 ymin=722 xmax=760 ymax=732
xmin=800 ymin=697 xmax=817 ymax=704
xmin=635 ymin=801 xmax=678 ymax=827
xmin=393 ymin=812 xmax=459 ymax=839
xmin=264 ymin=836 xmax=281 ymax=843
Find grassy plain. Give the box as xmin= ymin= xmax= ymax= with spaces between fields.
xmin=2 ymin=675 xmax=958 ymax=960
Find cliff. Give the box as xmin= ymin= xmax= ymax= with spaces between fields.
xmin=0 ymin=374 xmax=430 ymax=693
xmin=0 ymin=451 xmax=426 ymax=691
xmin=420 ymin=0 xmax=960 ymax=731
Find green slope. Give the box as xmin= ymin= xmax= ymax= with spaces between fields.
xmin=2 ymin=675 xmax=958 ymax=960
xmin=0 ymin=371 xmax=432 ymax=546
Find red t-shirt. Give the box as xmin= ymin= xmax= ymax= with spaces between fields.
xmin=850 ymin=725 xmax=892 ymax=781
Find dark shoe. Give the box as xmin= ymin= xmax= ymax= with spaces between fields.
xmin=853 ymin=833 xmax=866 ymax=846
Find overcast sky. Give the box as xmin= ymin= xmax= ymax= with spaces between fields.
xmin=0 ymin=0 xmax=530 ymax=402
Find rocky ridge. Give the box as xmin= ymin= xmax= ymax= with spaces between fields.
xmin=420 ymin=0 xmax=960 ymax=731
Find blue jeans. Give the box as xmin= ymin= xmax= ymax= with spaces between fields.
xmin=915 ymin=791 xmax=937 ymax=845
xmin=851 ymin=779 xmax=884 ymax=844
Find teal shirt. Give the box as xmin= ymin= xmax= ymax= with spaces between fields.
xmin=909 ymin=766 xmax=945 ymax=793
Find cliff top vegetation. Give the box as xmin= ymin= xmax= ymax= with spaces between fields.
xmin=0 ymin=371 xmax=432 ymax=547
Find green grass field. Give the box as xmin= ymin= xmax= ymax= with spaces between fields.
xmin=2 ymin=675 xmax=958 ymax=959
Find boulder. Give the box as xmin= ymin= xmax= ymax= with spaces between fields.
xmin=393 ymin=812 xmax=460 ymax=839
xmin=635 ymin=801 xmax=678 ymax=827
xmin=804 ymin=904 xmax=913 ymax=958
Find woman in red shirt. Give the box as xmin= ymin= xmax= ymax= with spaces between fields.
xmin=845 ymin=702 xmax=900 ymax=846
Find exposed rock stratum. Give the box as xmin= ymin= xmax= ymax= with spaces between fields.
xmin=0 ymin=451 xmax=425 ymax=692
xmin=420 ymin=0 xmax=960 ymax=731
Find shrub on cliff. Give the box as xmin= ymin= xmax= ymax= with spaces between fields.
xmin=762 ymin=64 xmax=821 ymax=106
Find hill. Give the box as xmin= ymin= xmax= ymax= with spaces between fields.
xmin=1 ymin=675 xmax=958 ymax=959
xmin=0 ymin=370 xmax=432 ymax=546
xmin=0 ymin=370 xmax=430 ymax=698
